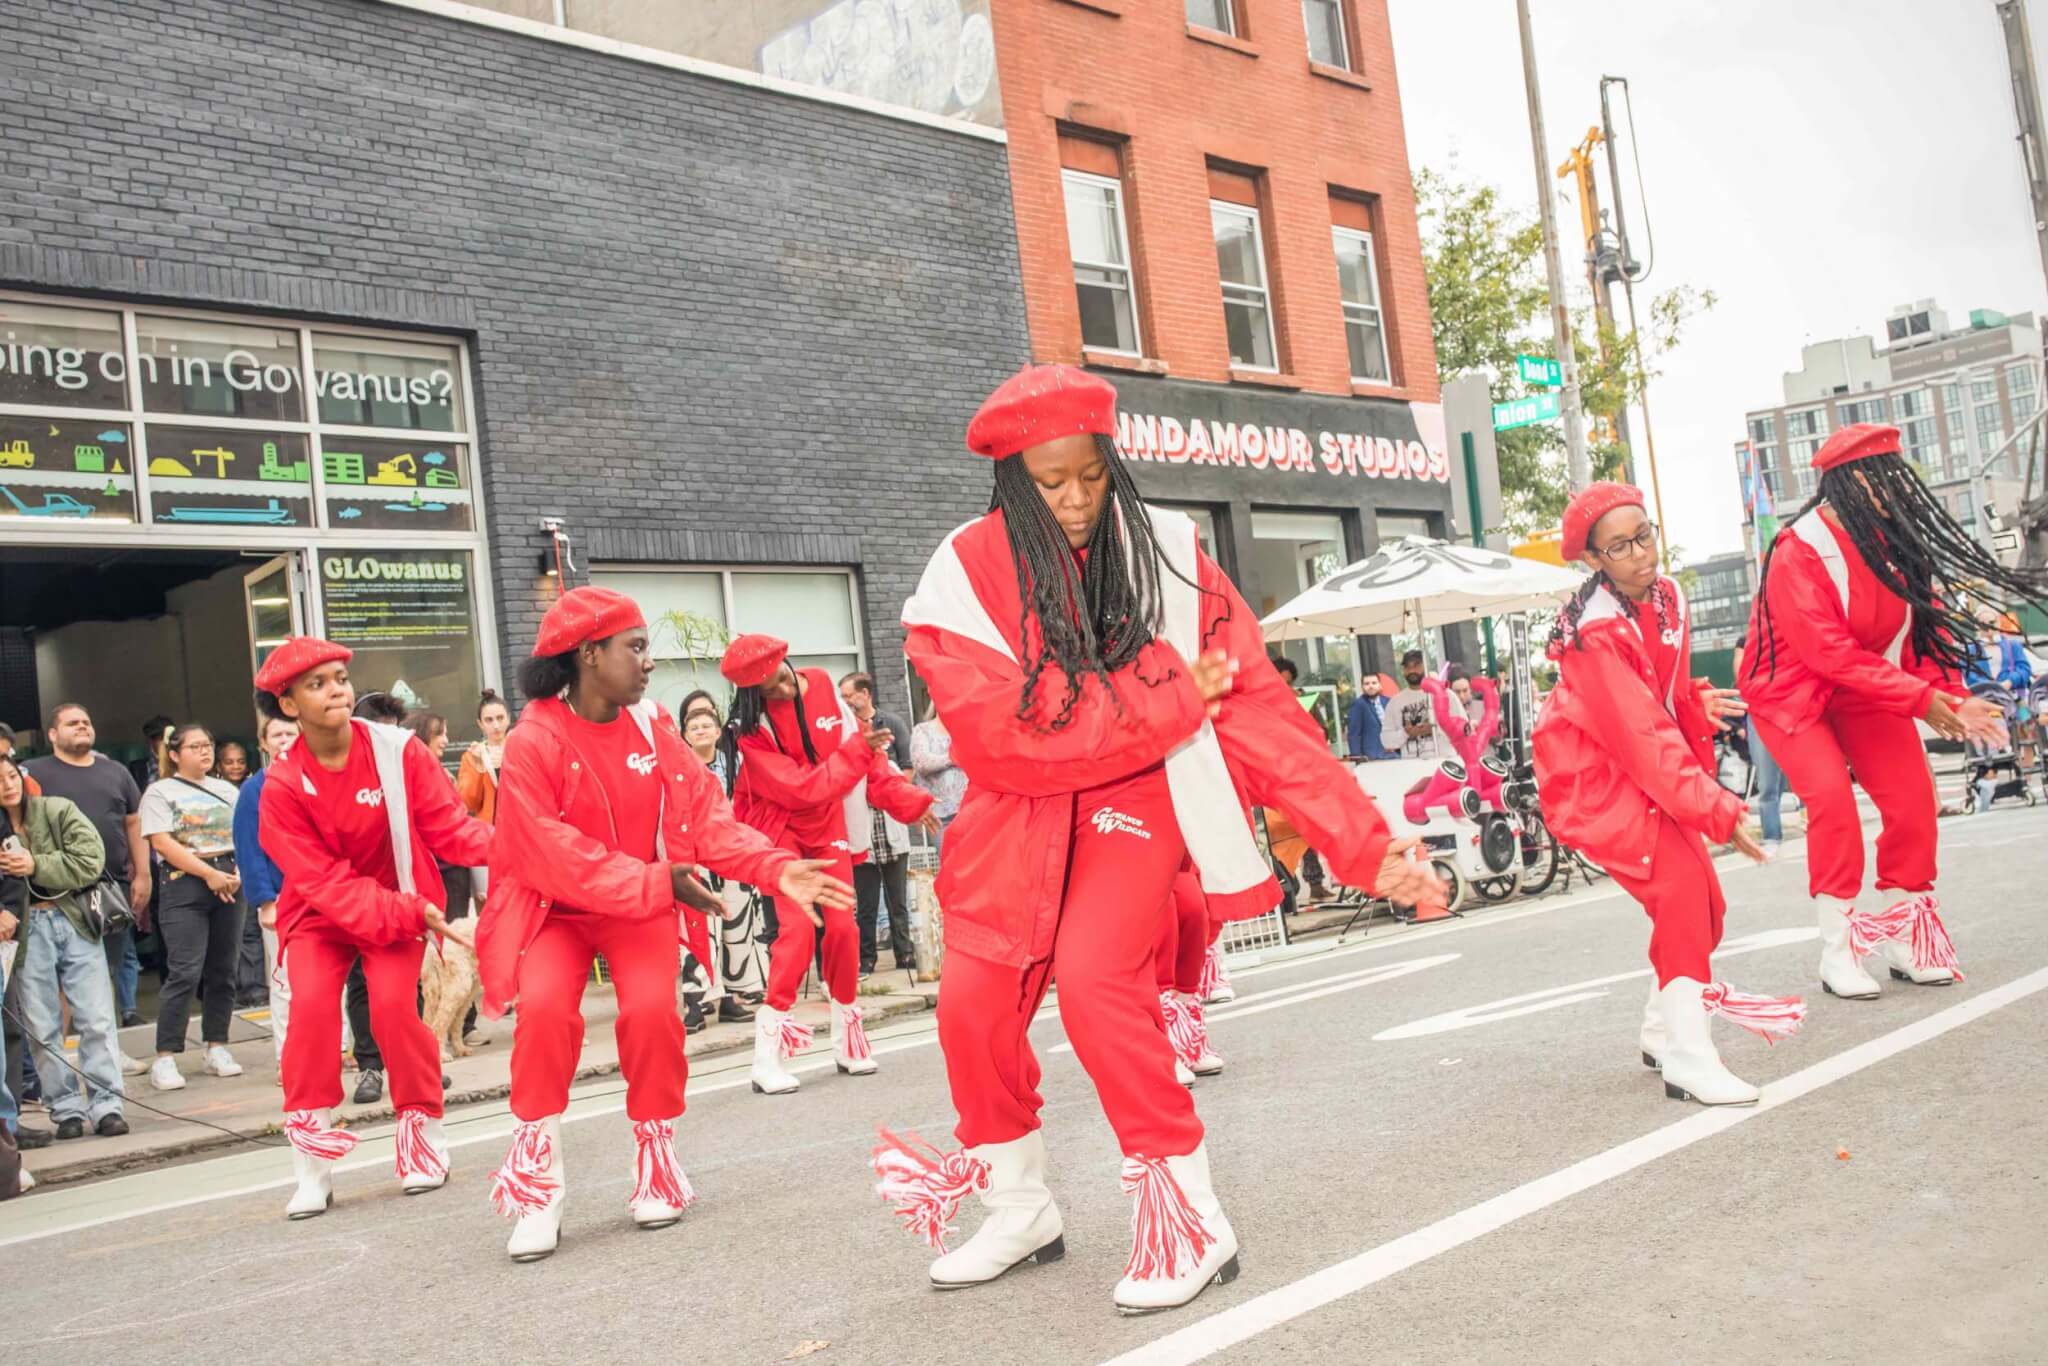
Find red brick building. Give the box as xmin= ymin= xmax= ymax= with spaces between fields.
xmin=987 ymin=0 xmax=1451 ymax=689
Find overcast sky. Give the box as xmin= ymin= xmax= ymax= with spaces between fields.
xmin=1386 ymin=0 xmax=2048 ymax=558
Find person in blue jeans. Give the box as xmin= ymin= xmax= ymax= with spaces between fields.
xmin=1736 ymin=633 xmax=1788 ymax=851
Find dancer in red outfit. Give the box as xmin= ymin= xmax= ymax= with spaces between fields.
xmin=476 ymin=588 xmax=852 ymax=1262
xmin=716 ymin=634 xmax=936 ymax=1095
xmin=254 ymin=637 xmax=490 ymax=1219
xmin=1741 ymin=424 xmax=2033 ymax=1000
xmin=1155 ymin=868 xmax=1223 ymax=1085
xmin=870 ymin=364 xmax=1440 ymax=1314
xmin=1533 ymin=484 xmax=1801 ymax=1106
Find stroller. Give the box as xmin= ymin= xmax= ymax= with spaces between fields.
xmin=1961 ymin=680 xmax=2035 ymax=812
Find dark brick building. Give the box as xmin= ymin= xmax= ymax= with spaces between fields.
xmin=0 ymin=0 xmax=1025 ymax=740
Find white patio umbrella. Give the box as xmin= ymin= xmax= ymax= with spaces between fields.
xmin=1260 ymin=536 xmax=1586 ymax=641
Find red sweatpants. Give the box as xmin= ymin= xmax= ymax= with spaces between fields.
xmin=510 ymin=911 xmax=686 ymax=1123
xmin=1605 ymin=811 xmax=1727 ymax=987
xmin=1755 ymin=701 xmax=1936 ymax=901
xmin=281 ymin=922 xmax=440 ymax=1117
xmin=1153 ymin=870 xmax=1209 ymax=996
xmin=765 ymin=842 xmax=857 ymax=1011
xmin=940 ymin=766 xmax=1199 ymax=1159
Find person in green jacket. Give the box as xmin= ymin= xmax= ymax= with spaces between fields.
xmin=0 ymin=752 xmax=126 ymax=1139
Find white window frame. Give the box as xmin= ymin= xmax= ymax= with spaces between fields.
xmin=1302 ymin=0 xmax=1351 ymax=70
xmin=1185 ymin=0 xmax=1236 ymax=36
xmin=1331 ymin=225 xmax=1390 ymax=383
xmin=591 ymin=563 xmax=866 ymax=671
xmin=1211 ymin=200 xmax=1279 ymax=372
xmin=0 ymin=288 xmax=501 ymax=692
xmin=1062 ymin=168 xmax=1144 ymax=358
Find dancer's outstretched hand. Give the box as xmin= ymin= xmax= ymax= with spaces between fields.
xmin=1191 ymin=650 xmax=1237 ymax=718
xmin=1698 ymin=684 xmax=1747 ymax=732
xmin=1956 ymin=695 xmax=2011 ymax=748
xmin=780 ymin=858 xmax=856 ymax=917
xmin=1730 ymin=824 xmax=1768 ymax=863
xmin=1374 ymin=837 xmax=1445 ymax=913
xmin=424 ymin=903 xmax=474 ymax=950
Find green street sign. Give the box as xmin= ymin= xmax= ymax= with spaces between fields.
xmin=1516 ymin=354 xmax=1562 ymax=387
xmin=1492 ymin=391 xmax=1561 ymax=431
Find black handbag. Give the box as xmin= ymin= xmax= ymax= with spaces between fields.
xmin=83 ymin=877 xmax=135 ymax=939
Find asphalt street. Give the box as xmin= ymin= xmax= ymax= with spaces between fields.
xmin=3 ymin=806 xmax=2042 ymax=1366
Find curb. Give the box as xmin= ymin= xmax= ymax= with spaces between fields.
xmin=31 ymin=993 xmax=936 ymax=1188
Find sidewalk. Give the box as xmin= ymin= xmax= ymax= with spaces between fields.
xmin=20 ymin=964 xmax=936 ymax=1188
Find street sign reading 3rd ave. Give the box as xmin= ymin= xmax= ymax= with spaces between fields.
xmin=1492 ymin=391 xmax=1561 ymax=431
xmin=1516 ymin=354 xmax=1562 ymax=387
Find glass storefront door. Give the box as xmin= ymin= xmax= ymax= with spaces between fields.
xmin=242 ymin=553 xmax=307 ymax=677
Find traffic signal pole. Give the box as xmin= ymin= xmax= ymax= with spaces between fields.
xmin=1516 ymin=0 xmax=1591 ymax=492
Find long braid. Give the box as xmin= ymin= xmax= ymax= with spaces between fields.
xmin=989 ymin=433 xmax=1208 ymax=731
xmin=715 ymin=676 xmax=817 ymax=795
xmin=788 ymin=682 xmax=820 ymax=764
xmin=1753 ymin=455 xmax=2048 ymax=678
xmin=1547 ymin=569 xmax=1677 ymax=655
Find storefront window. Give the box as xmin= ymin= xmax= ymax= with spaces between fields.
xmin=320 ymin=549 xmax=484 ymax=738
xmin=0 ymin=300 xmax=126 ymax=409
xmin=594 ymin=568 xmax=730 ymax=718
xmin=733 ymin=571 xmax=861 ymax=678
xmin=1145 ymin=501 xmax=1220 ymax=562
xmin=135 ymin=314 xmax=305 ymax=421
xmin=313 ymin=334 xmax=464 ymax=433
xmin=1249 ymin=509 xmax=1356 ymax=744
xmin=0 ymin=413 xmax=136 ymax=521
xmin=321 ymin=436 xmax=474 ymax=531
xmin=143 ymin=426 xmax=312 ymax=527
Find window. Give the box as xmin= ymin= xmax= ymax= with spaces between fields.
xmin=1302 ymin=0 xmax=1350 ymax=68
xmin=1062 ymin=170 xmax=1142 ymax=355
xmin=1211 ymin=201 xmax=1277 ymax=370
xmin=1784 ymin=407 xmax=1828 ymax=439
xmin=1252 ymin=509 xmax=1355 ymax=746
xmin=1186 ymin=0 xmax=1235 ymax=34
xmin=2007 ymin=364 xmax=2038 ymax=397
xmin=1975 ymin=403 xmax=2005 ymax=456
xmin=1971 ymin=377 xmax=2000 ymax=405
xmin=1150 ymin=501 xmax=1222 ymax=562
xmin=587 ymin=565 xmax=864 ymax=716
xmin=1902 ymin=418 xmax=1939 ymax=471
xmin=1838 ymin=396 xmax=1887 ymax=426
xmin=1748 ymin=414 xmax=1776 ymax=443
xmin=1894 ymin=388 xmax=1931 ymax=419
xmin=1331 ymin=226 xmax=1389 ymax=382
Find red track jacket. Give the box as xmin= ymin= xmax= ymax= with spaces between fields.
xmin=1533 ymin=576 xmax=1742 ymax=878
xmin=902 ymin=510 xmax=1392 ymax=971
xmin=477 ymin=697 xmax=793 ymax=1017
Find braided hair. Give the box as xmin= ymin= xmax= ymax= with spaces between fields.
xmin=1547 ymin=568 xmax=1677 ymax=655
xmin=989 ymin=432 xmax=1209 ymax=730
xmin=1753 ymin=452 xmax=2048 ymax=679
xmin=716 ymin=675 xmax=818 ymax=799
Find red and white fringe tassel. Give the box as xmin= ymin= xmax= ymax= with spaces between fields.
xmin=393 ymin=1109 xmax=447 ymax=1182
xmin=284 ymin=1110 xmax=358 ymax=1162
xmin=1120 ymin=1155 xmax=1215 ymax=1282
xmin=1901 ymin=894 xmax=1964 ymax=979
xmin=1700 ymin=983 xmax=1806 ymax=1045
xmin=870 ymin=1127 xmax=990 ymax=1252
xmin=777 ymin=1016 xmax=815 ymax=1061
xmin=1845 ymin=902 xmax=1913 ymax=958
xmin=838 ymin=1004 xmax=873 ymax=1062
xmin=489 ymin=1120 xmax=558 ymax=1220
xmin=1159 ymin=992 xmax=1208 ymax=1070
xmin=629 ymin=1118 xmax=697 ymax=1213
xmin=1198 ymin=946 xmax=1231 ymax=1001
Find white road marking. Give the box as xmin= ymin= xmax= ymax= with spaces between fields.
xmin=1099 ymin=963 xmax=2048 ymax=1366
xmin=1372 ymin=927 xmax=1817 ymax=1041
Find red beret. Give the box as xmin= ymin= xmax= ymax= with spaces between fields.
xmin=533 ymin=586 xmax=646 ymax=657
xmin=720 ymin=633 xmax=789 ymax=688
xmin=966 ymin=363 xmax=1118 ymax=459
xmin=1560 ymin=481 xmax=1647 ymax=562
xmin=1812 ymin=422 xmax=1901 ymax=473
xmin=254 ymin=636 xmax=352 ymax=696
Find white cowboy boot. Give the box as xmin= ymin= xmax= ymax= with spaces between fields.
xmin=1112 ymin=1144 xmax=1241 ymax=1315
xmin=1876 ymin=894 xmax=1960 ymax=986
xmin=1657 ymin=978 xmax=1759 ymax=1107
xmin=1815 ymin=895 xmax=1881 ymax=1000
xmin=629 ymin=1117 xmax=696 ymax=1229
xmin=396 ymin=1110 xmax=450 ymax=1195
xmin=494 ymin=1116 xmax=565 ymax=1262
xmin=1638 ymin=979 xmax=1664 ymax=1070
xmin=1174 ymin=1059 xmax=1196 ymax=1088
xmin=283 ymin=1108 xmax=356 ymax=1220
xmin=928 ymin=1131 xmax=1066 ymax=1289
xmin=832 ymin=1000 xmax=878 ymax=1077
xmin=751 ymin=1005 xmax=804 ymax=1095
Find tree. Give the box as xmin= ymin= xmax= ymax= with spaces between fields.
xmin=1416 ymin=166 xmax=1715 ymax=538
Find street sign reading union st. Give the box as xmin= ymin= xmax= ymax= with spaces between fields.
xmin=1516 ymin=354 xmax=1562 ymax=387
xmin=1492 ymin=391 xmax=1561 ymax=431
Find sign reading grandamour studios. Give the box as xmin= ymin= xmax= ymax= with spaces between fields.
xmin=1109 ymin=380 xmax=1451 ymax=486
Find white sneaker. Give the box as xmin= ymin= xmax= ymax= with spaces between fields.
xmin=119 ymin=1051 xmax=148 ymax=1078
xmin=203 ymin=1045 xmax=244 ymax=1078
xmin=149 ymin=1056 xmax=186 ymax=1091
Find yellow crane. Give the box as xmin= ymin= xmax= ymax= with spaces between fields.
xmin=1556 ymin=126 xmax=1622 ymax=452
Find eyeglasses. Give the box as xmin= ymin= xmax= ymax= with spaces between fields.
xmin=177 ymin=740 xmax=215 ymax=752
xmin=1594 ymin=523 xmax=1659 ymax=563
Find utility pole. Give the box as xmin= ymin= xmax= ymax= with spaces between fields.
xmin=1516 ymin=0 xmax=1591 ymax=492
